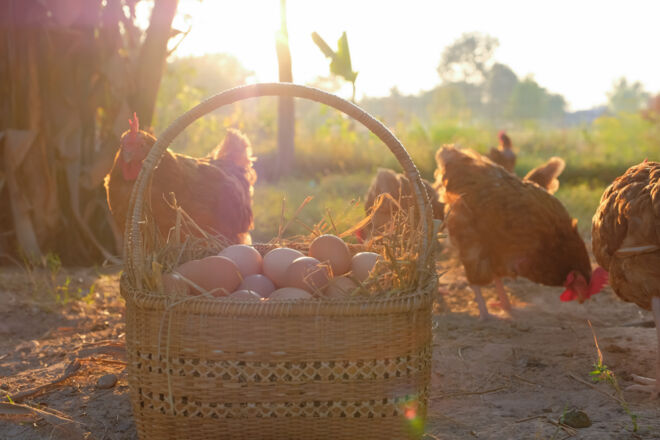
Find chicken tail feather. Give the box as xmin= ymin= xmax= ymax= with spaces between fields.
xmin=524 ymin=156 xmax=566 ymax=194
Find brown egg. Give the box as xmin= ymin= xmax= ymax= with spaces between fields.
xmin=218 ymin=244 xmax=263 ymax=278
xmin=174 ymin=256 xmax=242 ymax=296
xmin=351 ymin=252 xmax=382 ymax=282
xmin=325 ymin=276 xmax=358 ymax=299
xmin=269 ymin=287 xmax=313 ymax=300
xmin=263 ymin=247 xmax=304 ymax=287
xmin=285 ymin=256 xmax=330 ymax=293
xmin=308 ymin=234 xmax=351 ymax=276
xmin=239 ymin=274 xmax=276 ymax=298
xmin=228 ymin=289 xmax=262 ymax=300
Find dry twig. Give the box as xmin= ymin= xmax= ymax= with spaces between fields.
xmin=7 ymin=360 xmax=82 ymax=403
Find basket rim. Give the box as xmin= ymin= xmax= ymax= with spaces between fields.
xmin=123 ymin=83 xmax=435 ymax=290
xmin=121 ymin=275 xmax=434 ymax=317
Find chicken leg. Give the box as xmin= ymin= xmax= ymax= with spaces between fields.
xmin=490 ymin=278 xmax=513 ymax=312
xmin=626 ymin=296 xmax=660 ymax=399
xmin=470 ymin=284 xmax=491 ymax=320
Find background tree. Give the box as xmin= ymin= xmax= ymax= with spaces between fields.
xmin=484 ymin=63 xmax=518 ymax=122
xmin=154 ymin=53 xmax=254 ymax=156
xmin=275 ymin=0 xmax=295 ymax=179
xmin=607 ymin=77 xmax=650 ymax=114
xmin=507 ymin=77 xmax=566 ymax=123
xmin=437 ymin=32 xmax=499 ymax=84
xmin=428 ymin=84 xmax=471 ymax=120
xmin=0 ymin=0 xmax=180 ymax=264
xmin=131 ymin=0 xmax=179 ymax=128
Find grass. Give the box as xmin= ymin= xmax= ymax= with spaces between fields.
xmin=553 ymin=182 xmax=606 ymax=236
xmin=588 ymin=321 xmax=638 ymax=433
xmin=252 ymin=173 xmax=607 ymax=243
xmin=19 ymin=252 xmax=98 ymax=308
xmin=252 ymin=173 xmax=372 ymax=242
xmin=154 ymin=98 xmax=653 ymax=244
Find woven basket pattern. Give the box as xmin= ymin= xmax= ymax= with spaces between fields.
xmin=121 ymin=83 xmax=436 ymax=439
xmin=124 ymin=281 xmax=432 ymax=440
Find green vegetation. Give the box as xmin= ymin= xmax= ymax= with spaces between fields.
xmin=150 ymin=32 xmax=658 ymax=244
xmin=252 ymin=173 xmax=371 ymax=242
xmin=20 ymin=252 xmax=97 ymax=307
xmin=588 ymin=322 xmax=638 ymax=433
xmin=153 ymin=57 xmax=656 ymax=242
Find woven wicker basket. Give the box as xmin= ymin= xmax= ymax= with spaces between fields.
xmin=121 ymin=83 xmax=436 ymax=440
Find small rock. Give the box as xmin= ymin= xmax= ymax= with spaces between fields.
xmin=0 ymin=383 xmax=9 ymax=391
xmin=96 ymin=374 xmax=118 ymax=389
xmin=560 ymin=408 xmax=592 ymax=428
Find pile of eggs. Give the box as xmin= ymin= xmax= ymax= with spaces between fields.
xmin=163 ymin=234 xmax=381 ymax=301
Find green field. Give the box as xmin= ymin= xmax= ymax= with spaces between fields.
xmin=242 ymin=113 xmax=657 ymax=242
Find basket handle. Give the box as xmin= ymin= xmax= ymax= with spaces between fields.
xmin=124 ymin=83 xmax=434 ymax=285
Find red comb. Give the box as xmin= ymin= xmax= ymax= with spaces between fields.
xmin=588 ymin=267 xmax=608 ymax=297
xmin=128 ymin=112 xmax=139 ymax=133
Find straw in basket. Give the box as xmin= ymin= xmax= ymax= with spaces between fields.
xmin=121 ymin=83 xmax=437 ymax=440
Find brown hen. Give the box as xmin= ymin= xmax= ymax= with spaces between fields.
xmin=592 ymin=160 xmax=660 ymax=397
xmin=105 ymin=114 xmax=256 ymax=244
xmin=487 ymin=130 xmax=516 ymax=173
xmin=435 ymin=146 xmax=607 ymax=319
xmin=358 ymin=168 xmax=444 ymax=241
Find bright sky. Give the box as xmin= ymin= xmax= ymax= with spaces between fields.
xmin=143 ymin=0 xmax=660 ymax=111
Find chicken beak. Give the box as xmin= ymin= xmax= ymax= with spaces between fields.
xmin=576 ymin=285 xmax=589 ymax=304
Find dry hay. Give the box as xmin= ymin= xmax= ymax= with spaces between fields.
xmin=134 ymin=192 xmax=442 ymax=300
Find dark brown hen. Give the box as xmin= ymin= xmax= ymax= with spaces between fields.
xmin=104 ymin=114 xmax=255 ymax=245
xmin=592 ymin=160 xmax=660 ymax=397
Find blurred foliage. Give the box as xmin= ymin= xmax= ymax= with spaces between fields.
xmin=147 ymin=33 xmax=659 ymax=243
xmin=154 ymin=53 xmax=257 ymax=156
xmin=437 ymin=32 xmax=499 ymax=84
xmin=252 ymin=173 xmax=370 ymax=242
xmin=507 ymin=77 xmax=566 ymax=123
xmin=153 ymin=52 xmax=657 ymax=187
xmin=312 ymin=31 xmax=358 ymax=101
xmin=607 ymin=77 xmax=650 ymax=114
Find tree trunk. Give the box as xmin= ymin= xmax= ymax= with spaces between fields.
xmin=0 ymin=0 xmax=180 ymax=264
xmin=275 ymin=0 xmax=294 ymax=179
xmin=132 ymin=0 xmax=179 ymax=128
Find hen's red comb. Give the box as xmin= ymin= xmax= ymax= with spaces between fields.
xmin=128 ymin=112 xmax=139 ymax=133
xmin=588 ymin=267 xmax=608 ymax=296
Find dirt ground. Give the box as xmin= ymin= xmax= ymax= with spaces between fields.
xmin=0 ymin=251 xmax=658 ymax=439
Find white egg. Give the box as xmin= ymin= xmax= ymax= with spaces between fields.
xmin=325 ymin=276 xmax=358 ymax=298
xmin=218 ymin=245 xmax=263 ymax=278
xmin=239 ymin=274 xmax=276 ymax=298
xmin=269 ymin=287 xmax=313 ymax=300
xmin=263 ymin=247 xmax=304 ymax=287
xmin=351 ymin=252 xmax=382 ymax=282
